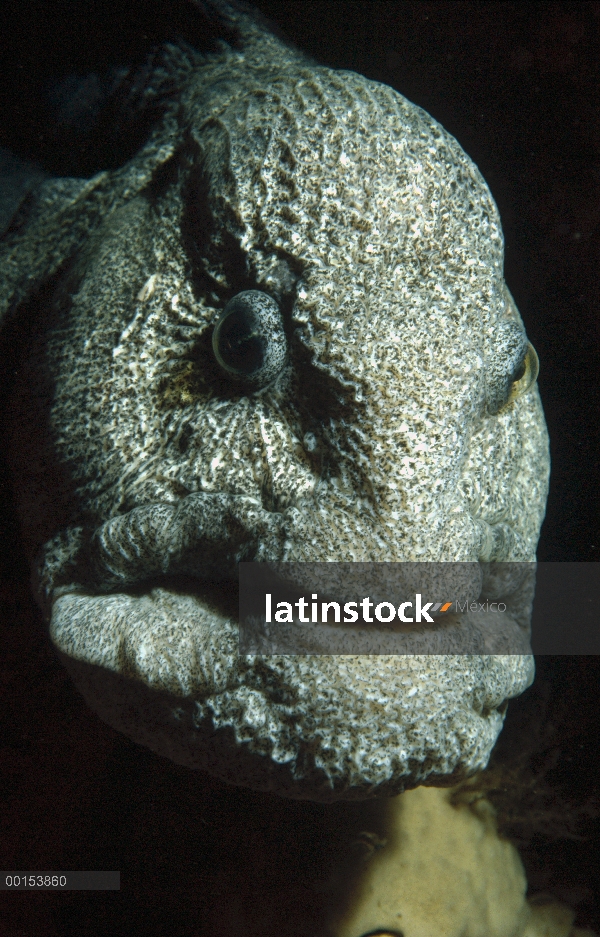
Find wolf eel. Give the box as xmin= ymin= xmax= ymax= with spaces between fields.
xmin=0 ymin=1 xmax=549 ymax=800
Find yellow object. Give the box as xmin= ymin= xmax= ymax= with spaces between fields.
xmin=332 ymin=786 xmax=584 ymax=937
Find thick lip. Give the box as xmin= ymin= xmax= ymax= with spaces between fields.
xmin=36 ymin=494 xmax=535 ymax=660
xmin=47 ymin=565 xmax=533 ymax=660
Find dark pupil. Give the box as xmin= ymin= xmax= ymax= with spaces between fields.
xmin=217 ymin=308 xmax=265 ymax=375
xmin=511 ymin=358 xmax=526 ymax=383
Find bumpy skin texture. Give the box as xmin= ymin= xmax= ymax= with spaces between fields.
xmin=0 ymin=4 xmax=549 ymax=799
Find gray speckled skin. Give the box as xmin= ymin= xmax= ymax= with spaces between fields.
xmin=0 ymin=2 xmax=549 ymax=799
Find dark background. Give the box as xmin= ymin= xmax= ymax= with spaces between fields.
xmin=0 ymin=2 xmax=599 ymax=935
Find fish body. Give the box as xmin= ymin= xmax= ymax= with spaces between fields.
xmin=0 ymin=2 xmax=549 ymax=799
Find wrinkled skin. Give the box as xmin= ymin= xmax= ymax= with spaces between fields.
xmin=0 ymin=6 xmax=549 ymax=799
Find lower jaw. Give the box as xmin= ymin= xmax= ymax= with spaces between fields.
xmin=46 ymin=574 xmax=534 ymax=801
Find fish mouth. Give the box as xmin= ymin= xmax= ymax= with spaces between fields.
xmin=36 ymin=495 xmax=536 ymax=800
xmin=37 ymin=491 xmax=533 ymax=656
xmin=237 ymin=559 xmax=535 ymax=656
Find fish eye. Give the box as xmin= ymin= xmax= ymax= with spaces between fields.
xmin=507 ymin=342 xmax=539 ymax=404
xmin=486 ymin=320 xmax=539 ymax=414
xmin=212 ymin=290 xmax=287 ymax=388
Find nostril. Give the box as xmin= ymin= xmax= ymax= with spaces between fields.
xmin=176 ymin=422 xmax=193 ymax=454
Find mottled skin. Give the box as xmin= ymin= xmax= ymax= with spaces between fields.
xmin=0 ymin=3 xmax=549 ymax=799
